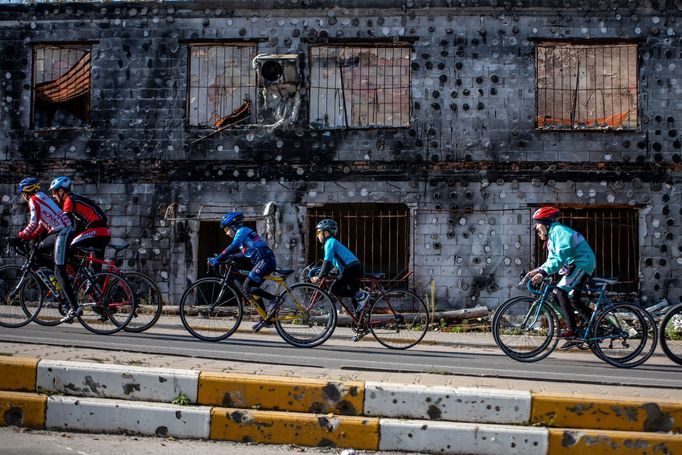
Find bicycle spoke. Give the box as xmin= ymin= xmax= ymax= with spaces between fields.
xmin=0 ymin=266 xmax=43 ymax=328
xmin=122 ymin=272 xmax=163 ymax=333
xmin=76 ymin=272 xmax=135 ymax=335
xmin=274 ymin=283 xmax=336 ymax=348
xmin=368 ymin=290 xmax=428 ymax=350
xmin=180 ymin=278 xmax=242 ymax=341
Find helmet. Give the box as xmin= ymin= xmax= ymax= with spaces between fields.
xmin=532 ymin=207 xmax=560 ymax=223
xmin=48 ymin=176 xmax=73 ymax=192
xmin=18 ymin=177 xmax=40 ymax=194
xmin=220 ymin=212 xmax=244 ymax=229
xmin=316 ymin=219 xmax=338 ymax=235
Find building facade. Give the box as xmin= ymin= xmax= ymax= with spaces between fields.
xmin=1 ymin=0 xmax=680 ymax=309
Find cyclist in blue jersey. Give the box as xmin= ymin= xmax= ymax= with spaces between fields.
xmin=311 ymin=219 xmax=365 ymax=338
xmin=208 ymin=212 xmax=278 ymax=332
xmin=529 ymin=207 xmax=596 ymax=349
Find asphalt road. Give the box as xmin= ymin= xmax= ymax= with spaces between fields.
xmin=1 ymin=321 xmax=681 ymax=389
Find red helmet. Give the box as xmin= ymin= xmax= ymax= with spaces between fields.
xmin=532 ymin=207 xmax=560 ymax=222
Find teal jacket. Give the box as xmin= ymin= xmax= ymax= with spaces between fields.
xmin=540 ymin=222 xmax=596 ymax=276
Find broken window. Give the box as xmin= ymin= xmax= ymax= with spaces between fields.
xmin=535 ymin=42 xmax=638 ymax=130
xmin=198 ymin=219 xmax=258 ymax=274
xmin=33 ymin=45 xmax=92 ymax=128
xmin=307 ymin=204 xmax=411 ymax=287
xmin=309 ymin=45 xmax=411 ymax=129
xmin=188 ymin=43 xmax=256 ymax=127
xmin=533 ymin=207 xmax=639 ymax=293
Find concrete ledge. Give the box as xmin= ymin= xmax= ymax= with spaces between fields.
xmin=548 ymin=428 xmax=682 ymax=454
xmin=531 ymin=393 xmax=682 ymax=433
xmin=210 ymin=406 xmax=380 ymax=450
xmin=0 ymin=390 xmax=46 ymax=428
xmin=0 ymin=357 xmax=37 ymax=392
xmin=379 ymin=418 xmax=548 ymax=455
xmin=198 ymin=372 xmax=364 ymax=415
xmin=37 ymin=360 xmax=199 ymax=403
xmin=365 ymin=382 xmax=531 ymax=424
xmin=45 ymin=396 xmax=211 ymax=438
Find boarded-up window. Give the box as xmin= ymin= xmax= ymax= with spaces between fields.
xmin=533 ymin=207 xmax=639 ymax=293
xmin=188 ymin=44 xmax=256 ymax=127
xmin=307 ymin=204 xmax=410 ymax=286
xmin=33 ymin=45 xmax=91 ymax=128
xmin=536 ymin=42 xmax=638 ymax=130
xmin=309 ymin=45 xmax=411 ymax=129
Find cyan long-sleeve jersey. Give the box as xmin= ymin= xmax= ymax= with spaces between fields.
xmin=220 ymin=226 xmax=272 ymax=260
xmin=321 ymin=237 xmax=359 ymax=273
xmin=540 ymin=222 xmax=596 ymax=276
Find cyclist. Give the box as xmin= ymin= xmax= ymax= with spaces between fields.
xmin=529 ymin=206 xmax=596 ymax=349
xmin=207 ymin=212 xmax=277 ymax=331
xmin=11 ymin=177 xmax=80 ymax=322
xmin=310 ymin=219 xmax=366 ymax=341
xmin=49 ymin=176 xmax=111 ymax=273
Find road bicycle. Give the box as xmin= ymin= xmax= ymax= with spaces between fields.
xmin=492 ymin=275 xmax=657 ymax=368
xmin=31 ymin=242 xmax=162 ymax=333
xmin=302 ymin=263 xmax=429 ymax=350
xmin=0 ymin=239 xmax=136 ymax=334
xmin=179 ymin=260 xmax=337 ymax=348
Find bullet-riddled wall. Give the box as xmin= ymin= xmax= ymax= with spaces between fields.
xmin=0 ymin=0 xmax=680 ymax=309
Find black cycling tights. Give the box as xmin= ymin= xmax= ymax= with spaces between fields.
xmin=553 ymin=287 xmax=592 ymax=332
xmin=243 ymin=277 xmax=276 ymax=307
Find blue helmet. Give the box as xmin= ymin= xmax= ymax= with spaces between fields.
xmin=49 ymin=176 xmax=73 ymax=192
xmin=220 ymin=212 xmax=244 ymax=229
xmin=18 ymin=177 xmax=40 ymax=194
xmin=316 ymin=219 xmax=337 ymax=235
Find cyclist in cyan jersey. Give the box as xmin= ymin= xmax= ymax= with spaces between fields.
xmin=11 ymin=177 xmax=80 ymax=322
xmin=310 ymin=219 xmax=366 ymax=340
xmin=49 ymin=176 xmax=111 ymax=273
xmin=530 ymin=206 xmax=596 ymax=349
xmin=208 ymin=212 xmax=278 ymax=332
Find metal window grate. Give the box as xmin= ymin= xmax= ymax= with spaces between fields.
xmin=188 ymin=44 xmax=256 ymax=127
xmin=533 ymin=207 xmax=639 ymax=293
xmin=307 ymin=204 xmax=410 ymax=285
xmin=309 ymin=45 xmax=411 ymax=129
xmin=535 ymin=42 xmax=638 ymax=130
xmin=32 ymin=45 xmax=91 ymax=128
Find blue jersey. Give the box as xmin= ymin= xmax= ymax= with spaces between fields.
xmin=540 ymin=222 xmax=596 ymax=276
xmin=221 ymin=226 xmax=273 ymax=261
xmin=323 ymin=237 xmax=359 ymax=273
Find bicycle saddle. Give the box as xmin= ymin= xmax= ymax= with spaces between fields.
xmin=109 ymin=242 xmax=129 ymax=252
xmin=273 ymin=269 xmax=294 ymax=277
xmin=364 ymin=272 xmax=385 ymax=279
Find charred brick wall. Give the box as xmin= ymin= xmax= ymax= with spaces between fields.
xmin=1 ymin=0 xmax=680 ymax=308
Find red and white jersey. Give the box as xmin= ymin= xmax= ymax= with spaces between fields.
xmin=18 ymin=192 xmax=71 ymax=241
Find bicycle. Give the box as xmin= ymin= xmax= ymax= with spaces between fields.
xmin=493 ymin=274 xmax=657 ymax=368
xmin=0 ymin=239 xmax=136 ymax=334
xmin=302 ymin=263 xmax=429 ymax=350
xmin=0 ymin=239 xmax=43 ymax=328
xmin=179 ymin=260 xmax=337 ymax=348
xmin=659 ymin=303 xmax=682 ymax=366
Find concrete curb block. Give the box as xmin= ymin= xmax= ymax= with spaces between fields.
xmin=0 ymin=357 xmax=38 ymax=392
xmin=37 ymin=360 xmax=199 ymax=403
xmin=379 ymin=419 xmax=549 ymax=455
xmin=0 ymin=390 xmax=46 ymax=428
xmin=46 ymin=395 xmax=211 ymax=439
xmin=365 ymin=382 xmax=531 ymax=424
xmin=548 ymin=427 xmax=682 ymax=454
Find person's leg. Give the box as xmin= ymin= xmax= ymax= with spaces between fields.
xmin=246 ymin=256 xmax=277 ymax=331
xmin=54 ymin=228 xmax=79 ymax=320
xmin=553 ymin=288 xmax=577 ymax=335
xmin=330 ymin=263 xmax=364 ymax=311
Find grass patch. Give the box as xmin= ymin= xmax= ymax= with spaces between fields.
xmin=171 ymin=392 xmax=191 ymax=406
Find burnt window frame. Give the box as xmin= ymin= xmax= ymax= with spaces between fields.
xmin=31 ymin=42 xmax=94 ymax=130
xmin=186 ymin=41 xmax=259 ymax=128
xmin=307 ymin=42 xmax=413 ymax=130
xmin=531 ymin=205 xmax=640 ymax=294
xmin=533 ymin=38 xmax=640 ymax=132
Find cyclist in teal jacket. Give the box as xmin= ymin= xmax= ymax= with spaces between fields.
xmin=530 ymin=207 xmax=596 ymax=347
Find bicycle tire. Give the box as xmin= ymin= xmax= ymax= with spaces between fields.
xmin=179 ymin=278 xmax=243 ymax=341
xmin=274 ymin=283 xmax=337 ymax=348
xmin=491 ymin=295 xmax=535 ymax=349
xmin=492 ymin=296 xmax=559 ymax=362
xmin=32 ymin=275 xmax=68 ymax=327
xmin=0 ymin=265 xmax=43 ymax=328
xmin=122 ymin=271 xmax=163 ymax=333
xmin=659 ymin=303 xmax=682 ymax=366
xmin=588 ymin=303 xmax=655 ymax=368
xmin=76 ymin=272 xmax=136 ymax=335
xmin=367 ymin=289 xmax=429 ymax=350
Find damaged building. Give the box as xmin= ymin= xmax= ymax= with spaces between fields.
xmin=0 ymin=0 xmax=680 ymax=310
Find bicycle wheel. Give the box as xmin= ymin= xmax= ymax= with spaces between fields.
xmin=273 ymin=283 xmax=337 ymax=348
xmin=368 ymin=289 xmax=429 ymax=350
xmin=179 ymin=278 xmax=243 ymax=341
xmin=122 ymin=271 xmax=163 ymax=333
xmin=589 ymin=303 xmax=654 ymax=368
xmin=76 ymin=272 xmax=135 ymax=335
xmin=492 ymin=296 xmax=559 ymax=362
xmin=0 ymin=265 xmax=43 ymax=328
xmin=660 ymin=303 xmax=682 ymax=366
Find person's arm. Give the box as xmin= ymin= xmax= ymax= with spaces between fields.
xmin=17 ymin=198 xmax=41 ymax=241
xmin=316 ymin=239 xmax=335 ymax=278
xmin=539 ymin=227 xmax=573 ymax=276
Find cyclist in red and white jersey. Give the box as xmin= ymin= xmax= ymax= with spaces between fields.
xmin=11 ymin=177 xmax=80 ymax=322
